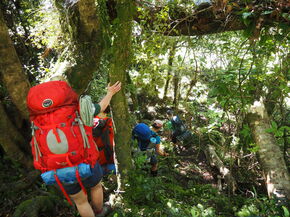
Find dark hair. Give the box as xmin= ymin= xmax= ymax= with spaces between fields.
xmin=152 ymin=123 xmax=161 ymax=129
xmin=166 ymin=109 xmax=173 ymax=115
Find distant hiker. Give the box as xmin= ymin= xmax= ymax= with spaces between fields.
xmin=93 ymin=106 xmax=116 ymax=177
xmin=132 ymin=120 xmax=169 ymax=177
xmin=166 ymin=109 xmax=193 ymax=149
xmin=26 ymin=76 xmax=121 ymax=217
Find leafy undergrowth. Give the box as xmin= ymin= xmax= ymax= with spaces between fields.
xmin=105 ymin=142 xmax=290 ymax=217
xmin=1 ymin=143 xmax=289 ymax=217
xmin=0 ymin=156 xmax=75 ymax=217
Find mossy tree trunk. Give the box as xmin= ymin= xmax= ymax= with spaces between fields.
xmin=173 ymin=69 xmax=180 ymax=110
xmin=0 ymin=10 xmax=30 ymax=118
xmin=247 ymin=100 xmax=290 ymax=200
xmin=0 ymin=9 xmax=32 ymax=168
xmin=0 ymin=103 xmax=32 ymax=168
xmin=54 ymin=0 xmax=104 ymax=93
xmin=108 ymin=0 xmax=135 ymax=180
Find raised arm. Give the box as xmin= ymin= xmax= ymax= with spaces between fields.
xmin=98 ymin=81 xmax=121 ymax=112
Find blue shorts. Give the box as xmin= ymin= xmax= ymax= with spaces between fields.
xmin=62 ymin=162 xmax=103 ymax=195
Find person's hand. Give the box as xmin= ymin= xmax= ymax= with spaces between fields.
xmin=107 ymin=81 xmax=121 ymax=96
xmin=163 ymin=152 xmax=169 ymax=157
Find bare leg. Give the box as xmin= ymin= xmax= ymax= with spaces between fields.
xmin=150 ymin=163 xmax=158 ymax=176
xmin=70 ymin=190 xmax=95 ymax=217
xmin=151 ymin=163 xmax=158 ymax=171
xmin=91 ymin=182 xmax=104 ymax=213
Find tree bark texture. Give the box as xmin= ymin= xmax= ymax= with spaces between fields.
xmin=185 ymin=78 xmax=197 ymax=102
xmin=54 ymin=0 xmax=104 ymax=93
xmin=247 ymin=100 xmax=290 ymax=200
xmin=0 ymin=102 xmax=32 ymax=168
xmin=173 ymin=69 xmax=180 ymax=109
xmin=0 ymin=170 xmax=40 ymax=193
xmin=0 ymin=9 xmax=30 ymax=119
xmin=109 ymin=0 xmax=135 ymax=178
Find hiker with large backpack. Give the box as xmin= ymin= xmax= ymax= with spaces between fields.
xmin=166 ymin=109 xmax=193 ymax=149
xmin=93 ymin=106 xmax=116 ymax=176
xmin=26 ymin=76 xmax=121 ymax=217
xmin=132 ymin=120 xmax=169 ymax=177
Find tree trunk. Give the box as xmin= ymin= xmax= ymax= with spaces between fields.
xmin=0 ymin=102 xmax=32 ymax=168
xmin=173 ymin=70 xmax=180 ymax=109
xmin=0 ymin=8 xmax=32 ymax=169
xmin=185 ymin=54 xmax=198 ymax=101
xmin=185 ymin=78 xmax=197 ymax=102
xmin=163 ymin=43 xmax=176 ymax=100
xmin=163 ymin=71 xmax=171 ymax=101
xmin=247 ymin=100 xmax=290 ymax=200
xmin=108 ymin=0 xmax=135 ymax=181
xmin=54 ymin=0 xmax=104 ymax=93
xmin=0 ymin=9 xmax=30 ymax=119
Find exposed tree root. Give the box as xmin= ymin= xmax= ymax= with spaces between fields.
xmin=203 ymin=144 xmax=237 ymax=194
xmin=0 ymin=170 xmax=40 ymax=193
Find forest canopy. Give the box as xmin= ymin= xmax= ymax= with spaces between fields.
xmin=0 ymin=0 xmax=289 ymax=216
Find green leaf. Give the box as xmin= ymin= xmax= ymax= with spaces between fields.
xmin=265 ymin=128 xmax=274 ymax=133
xmin=261 ymin=10 xmax=273 ymax=15
xmin=282 ymin=206 xmax=290 ymax=217
xmin=282 ymin=13 xmax=290 ymax=21
xmin=191 ymin=208 xmax=199 ymax=217
xmin=271 ymin=121 xmax=278 ymax=130
xmin=280 ymin=126 xmax=290 ymax=131
xmin=242 ymin=12 xmax=253 ymax=20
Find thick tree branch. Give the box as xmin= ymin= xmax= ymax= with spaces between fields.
xmin=135 ymin=1 xmax=290 ymax=36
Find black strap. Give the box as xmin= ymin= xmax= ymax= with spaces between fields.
xmin=100 ymin=128 xmax=113 ymax=162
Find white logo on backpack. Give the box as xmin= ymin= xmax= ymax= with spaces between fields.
xmin=46 ymin=129 xmax=69 ymax=154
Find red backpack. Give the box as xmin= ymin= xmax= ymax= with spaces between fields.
xmin=26 ymin=81 xmax=99 ymax=204
xmin=93 ymin=116 xmax=114 ymax=165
